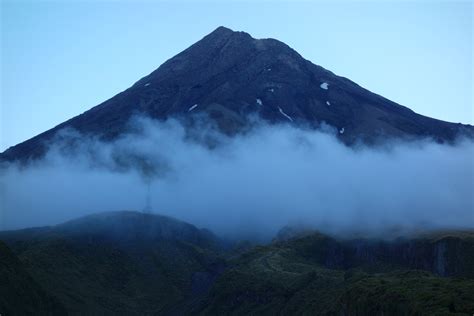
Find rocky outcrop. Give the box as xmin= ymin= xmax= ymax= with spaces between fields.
xmin=280 ymin=230 xmax=474 ymax=277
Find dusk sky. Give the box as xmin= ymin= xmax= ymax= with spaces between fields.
xmin=1 ymin=0 xmax=472 ymax=151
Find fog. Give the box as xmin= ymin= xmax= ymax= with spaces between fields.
xmin=1 ymin=117 xmax=473 ymax=240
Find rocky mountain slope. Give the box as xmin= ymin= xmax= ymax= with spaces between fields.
xmin=2 ymin=26 xmax=472 ymax=162
xmin=1 ymin=212 xmax=473 ymax=315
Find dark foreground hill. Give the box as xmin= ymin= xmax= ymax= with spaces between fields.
xmin=2 ymin=26 xmax=473 ymax=162
xmin=1 ymin=211 xmax=473 ymax=315
xmin=0 ymin=211 xmax=226 ymax=315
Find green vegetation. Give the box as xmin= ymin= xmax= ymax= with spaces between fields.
xmin=199 ymin=234 xmax=474 ymax=315
xmin=1 ymin=213 xmax=473 ymax=315
xmin=0 ymin=240 xmax=66 ymax=315
xmin=0 ymin=212 xmax=225 ymax=315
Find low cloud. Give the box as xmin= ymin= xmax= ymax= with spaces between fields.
xmin=1 ymin=117 xmax=473 ymax=240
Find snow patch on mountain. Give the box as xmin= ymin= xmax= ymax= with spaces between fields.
xmin=278 ymin=107 xmax=293 ymax=122
xmin=188 ymin=104 xmax=199 ymax=112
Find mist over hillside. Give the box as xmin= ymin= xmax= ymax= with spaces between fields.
xmin=2 ymin=116 xmax=472 ymax=240
xmin=2 ymin=12 xmax=474 ymax=315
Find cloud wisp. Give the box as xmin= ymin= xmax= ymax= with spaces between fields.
xmin=1 ymin=117 xmax=473 ymax=240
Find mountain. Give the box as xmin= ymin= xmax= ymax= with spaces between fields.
xmin=0 ymin=211 xmax=226 ymax=315
xmin=2 ymin=26 xmax=472 ymax=162
xmin=1 ymin=212 xmax=473 ymax=315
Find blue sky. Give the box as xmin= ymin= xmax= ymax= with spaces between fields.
xmin=1 ymin=0 xmax=472 ymax=151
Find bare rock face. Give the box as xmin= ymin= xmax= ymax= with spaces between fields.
xmin=284 ymin=230 xmax=474 ymax=278
xmin=2 ymin=26 xmax=473 ymax=162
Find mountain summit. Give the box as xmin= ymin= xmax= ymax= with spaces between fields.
xmin=2 ymin=26 xmax=472 ymax=161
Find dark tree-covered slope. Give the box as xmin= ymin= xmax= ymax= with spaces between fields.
xmin=0 ymin=211 xmax=225 ymax=315
xmin=1 ymin=212 xmax=473 ymax=315
xmin=0 ymin=240 xmax=66 ymax=315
